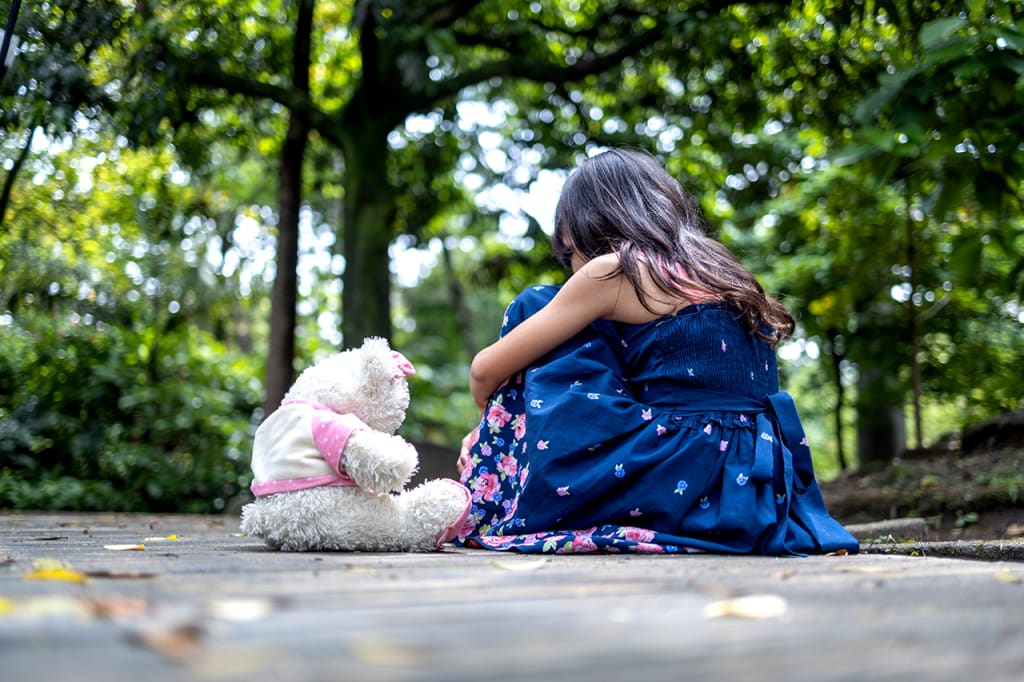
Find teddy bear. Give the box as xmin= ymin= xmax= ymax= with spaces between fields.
xmin=240 ymin=337 xmax=471 ymax=552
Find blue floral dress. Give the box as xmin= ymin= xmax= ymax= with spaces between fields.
xmin=455 ymin=285 xmax=859 ymax=555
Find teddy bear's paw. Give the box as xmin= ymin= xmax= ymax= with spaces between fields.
xmin=240 ymin=499 xmax=287 ymax=549
xmin=240 ymin=500 xmax=268 ymax=537
xmin=344 ymin=430 xmax=418 ymax=493
xmin=402 ymin=479 xmax=472 ymax=550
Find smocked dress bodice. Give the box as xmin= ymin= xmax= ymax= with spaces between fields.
xmin=614 ymin=302 xmax=779 ymax=405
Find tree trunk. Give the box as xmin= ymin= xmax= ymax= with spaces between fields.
xmin=262 ymin=0 xmax=313 ymax=417
xmin=827 ymin=327 xmax=848 ymax=472
xmin=0 ymin=122 xmax=34 ymax=229
xmin=440 ymin=237 xmax=477 ymax=360
xmin=339 ymin=123 xmax=397 ymax=347
xmin=855 ymin=367 xmax=906 ymax=468
xmin=905 ymin=186 xmax=923 ymax=449
xmin=263 ymin=135 xmax=301 ymax=415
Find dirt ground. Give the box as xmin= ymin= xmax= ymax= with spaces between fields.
xmin=819 ymin=448 xmax=1024 ymax=542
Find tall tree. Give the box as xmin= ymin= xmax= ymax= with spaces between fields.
xmin=0 ymin=0 xmax=127 ymax=227
xmin=108 ymin=0 xmax=764 ymax=406
xmin=264 ymin=0 xmax=314 ymax=415
xmin=833 ymin=3 xmax=1024 ymax=461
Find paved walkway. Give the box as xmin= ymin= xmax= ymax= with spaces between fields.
xmin=2 ymin=512 xmax=1023 ymax=681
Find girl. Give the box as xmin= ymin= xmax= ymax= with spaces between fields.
xmin=455 ymin=148 xmax=858 ymax=555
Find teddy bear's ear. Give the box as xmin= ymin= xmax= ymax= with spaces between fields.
xmin=357 ymin=336 xmax=398 ymax=386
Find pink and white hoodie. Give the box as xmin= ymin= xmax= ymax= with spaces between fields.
xmin=250 ymin=400 xmax=367 ymax=497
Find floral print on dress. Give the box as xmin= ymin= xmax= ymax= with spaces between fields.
xmin=487 ymin=403 xmax=513 ymax=429
xmin=472 ymin=471 xmax=500 ymax=502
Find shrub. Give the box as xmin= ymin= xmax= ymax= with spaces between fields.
xmin=0 ymin=315 xmax=261 ymax=512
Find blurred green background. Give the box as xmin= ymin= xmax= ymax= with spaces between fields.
xmin=2 ymin=0 xmax=1022 ymax=512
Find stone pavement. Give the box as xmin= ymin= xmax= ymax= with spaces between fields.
xmin=2 ymin=512 xmax=1023 ymax=681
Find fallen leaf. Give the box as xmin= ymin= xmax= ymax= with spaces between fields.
xmin=189 ymin=646 xmax=278 ymax=678
xmin=825 ymin=548 xmax=849 ymax=556
xmin=143 ymin=535 xmax=179 ymax=542
xmin=994 ymin=570 xmax=1022 ymax=585
xmin=23 ymin=559 xmax=89 ymax=583
xmin=490 ymin=558 xmax=548 ymax=571
xmin=703 ymin=594 xmax=788 ymax=620
xmin=0 ymin=595 xmax=150 ymax=621
xmin=1006 ymin=523 xmax=1024 ymax=538
xmin=29 ymin=558 xmax=67 ymax=570
xmin=206 ymin=598 xmax=273 ymax=622
xmin=85 ymin=570 xmax=159 ymax=580
xmin=104 ymin=544 xmax=145 ymax=551
xmin=131 ymin=624 xmax=204 ymax=663
xmin=8 ymin=596 xmax=95 ymax=620
xmin=31 ymin=536 xmax=68 ymax=541
xmin=23 ymin=568 xmax=89 ymax=582
xmin=348 ymin=635 xmax=422 ymax=666
xmin=87 ymin=596 xmax=150 ymax=619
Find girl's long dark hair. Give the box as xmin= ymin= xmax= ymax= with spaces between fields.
xmin=553 ymin=148 xmax=794 ymax=344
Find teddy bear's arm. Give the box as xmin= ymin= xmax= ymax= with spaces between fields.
xmin=342 ymin=430 xmax=418 ymax=494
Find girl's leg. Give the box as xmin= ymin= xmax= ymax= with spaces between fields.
xmin=455 ymin=286 xmax=562 ymax=541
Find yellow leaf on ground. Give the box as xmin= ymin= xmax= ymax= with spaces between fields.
xmin=703 ymin=594 xmax=788 ymax=620
xmin=143 ymin=535 xmax=179 ymax=542
xmin=31 ymin=558 xmax=70 ymax=571
xmin=994 ymin=570 xmax=1022 ymax=584
xmin=22 ymin=565 xmax=90 ymax=581
xmin=6 ymin=596 xmax=95 ymax=620
xmin=103 ymin=544 xmax=145 ymax=551
xmin=23 ymin=559 xmax=89 ymax=583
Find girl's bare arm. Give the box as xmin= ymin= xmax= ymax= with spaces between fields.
xmin=469 ymin=255 xmax=623 ymax=409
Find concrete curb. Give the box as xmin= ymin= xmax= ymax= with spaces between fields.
xmin=860 ymin=539 xmax=1024 ymax=562
xmin=846 ymin=518 xmax=929 ymax=542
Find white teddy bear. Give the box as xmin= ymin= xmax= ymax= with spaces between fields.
xmin=240 ymin=337 xmax=471 ymax=552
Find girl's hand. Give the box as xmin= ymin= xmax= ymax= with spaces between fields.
xmin=457 ymin=428 xmax=479 ymax=478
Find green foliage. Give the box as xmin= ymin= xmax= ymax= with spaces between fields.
xmin=0 ymin=125 xmax=266 ymax=511
xmin=3 ymin=0 xmax=1024 ymax=512
xmin=0 ymin=315 xmax=260 ymax=512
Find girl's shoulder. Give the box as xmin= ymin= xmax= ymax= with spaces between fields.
xmin=594 ymin=253 xmax=704 ymax=325
xmin=576 ymin=252 xmax=622 ymax=279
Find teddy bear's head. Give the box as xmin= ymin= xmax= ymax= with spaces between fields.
xmin=282 ymin=337 xmax=415 ymax=434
